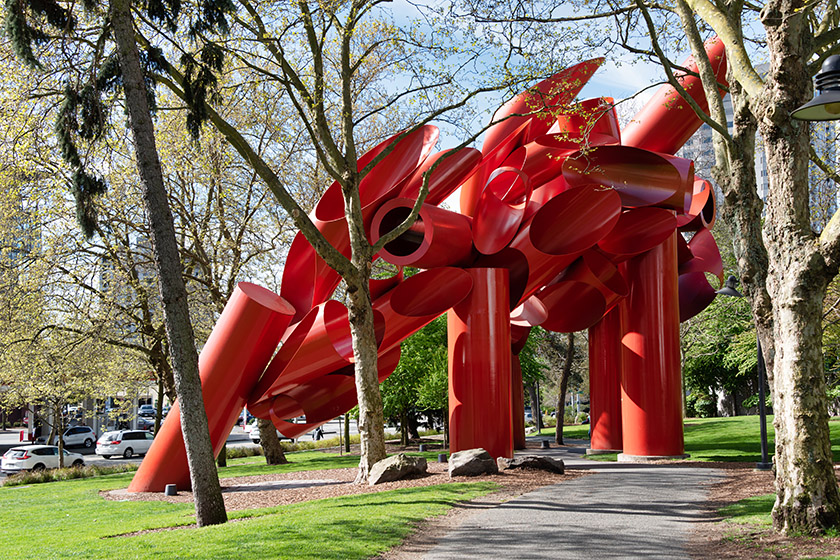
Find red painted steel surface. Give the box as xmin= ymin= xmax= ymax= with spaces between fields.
xmin=448 ymin=268 xmax=513 ymax=459
xmin=549 ymin=96 xmax=621 ymax=147
xmin=483 ymin=59 xmax=606 ymax=153
xmin=677 ymin=179 xmax=716 ymax=232
xmin=129 ymin=283 xmax=295 ymax=492
xmin=620 ymin=234 xmax=685 ymax=457
xmin=589 ymin=307 xmax=624 ymax=452
xmin=680 ymin=227 xmax=724 ymax=282
xmin=397 ymin=147 xmax=482 ymax=206
xmin=371 ymin=198 xmax=474 ymax=268
xmin=473 ymin=167 xmax=531 ymax=255
xmin=621 ymin=37 xmax=728 ymax=153
xmin=132 ymin=49 xmax=737 ymax=488
xmin=563 ymin=146 xmax=693 ymax=211
xmin=597 ymin=207 xmax=678 ymax=260
xmin=374 ymin=267 xmax=474 ymax=352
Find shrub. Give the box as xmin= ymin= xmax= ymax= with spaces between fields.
xmin=225 ymin=446 xmax=264 ymax=459
xmin=2 ymin=463 xmax=137 ymax=487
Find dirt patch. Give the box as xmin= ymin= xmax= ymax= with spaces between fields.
xmin=690 ymin=464 xmax=840 ymax=559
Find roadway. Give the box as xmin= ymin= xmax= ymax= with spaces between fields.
xmin=0 ymin=418 xmax=360 ymax=483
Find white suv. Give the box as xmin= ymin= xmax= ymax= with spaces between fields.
xmin=35 ymin=426 xmax=96 ymax=448
xmin=1 ymin=445 xmax=85 ymax=473
xmin=96 ymin=430 xmax=155 ymax=459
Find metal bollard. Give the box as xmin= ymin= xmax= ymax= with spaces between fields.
xmin=164 ymin=484 xmax=178 ymax=496
xmin=541 ymin=440 xmax=550 ymax=449
xmin=438 ymin=453 xmax=448 ymax=463
xmin=419 ymin=444 xmax=427 ymax=452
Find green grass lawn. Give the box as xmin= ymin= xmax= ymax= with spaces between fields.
xmin=540 ymin=416 xmax=840 ymax=463
xmin=0 ymin=450 xmax=496 ymax=559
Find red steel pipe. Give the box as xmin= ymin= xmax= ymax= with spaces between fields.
xmin=129 ymin=283 xmax=295 ymax=492
xmin=448 ymin=268 xmax=513 ymax=459
xmin=588 ymin=307 xmax=624 ymax=452
xmin=619 ymin=232 xmax=685 ymax=458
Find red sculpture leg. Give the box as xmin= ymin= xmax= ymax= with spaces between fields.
xmin=588 ymin=307 xmax=624 ymax=453
xmin=448 ymin=268 xmax=513 ymax=459
xmin=619 ymin=232 xmax=686 ymax=459
xmin=129 ymin=283 xmax=294 ymax=492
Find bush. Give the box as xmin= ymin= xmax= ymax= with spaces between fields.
xmin=685 ymin=391 xmax=716 ymax=418
xmin=2 ymin=463 xmax=137 ymax=487
xmin=225 ymin=446 xmax=264 ymax=459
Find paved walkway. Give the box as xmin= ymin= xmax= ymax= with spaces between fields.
xmin=423 ymin=439 xmax=725 ymax=560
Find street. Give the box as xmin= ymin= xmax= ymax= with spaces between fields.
xmin=0 ymin=419 xmax=362 ymax=483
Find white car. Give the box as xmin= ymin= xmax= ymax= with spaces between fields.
xmin=96 ymin=430 xmax=155 ymax=459
xmin=35 ymin=425 xmax=97 ymax=448
xmin=247 ymin=420 xmax=295 ymax=443
xmin=1 ymin=445 xmax=85 ymax=473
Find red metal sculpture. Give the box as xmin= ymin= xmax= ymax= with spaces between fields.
xmin=130 ymin=38 xmax=729 ymax=491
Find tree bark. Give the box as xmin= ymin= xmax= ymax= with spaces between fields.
xmin=759 ymin=0 xmax=840 ymax=533
xmin=258 ymin=418 xmax=288 ymax=465
xmin=109 ymin=0 xmax=226 ymax=527
xmin=555 ymin=332 xmax=575 ymax=445
xmin=347 ymin=275 xmax=387 ymax=483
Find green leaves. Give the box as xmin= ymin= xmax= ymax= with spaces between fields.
xmin=3 ymin=0 xmax=72 ymax=69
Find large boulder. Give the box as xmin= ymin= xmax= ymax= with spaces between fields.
xmin=448 ymin=448 xmax=499 ymax=477
xmin=497 ymin=455 xmax=565 ymax=474
xmin=369 ymin=454 xmax=428 ymax=486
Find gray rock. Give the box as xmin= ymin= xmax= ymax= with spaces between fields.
xmin=496 ymin=455 xmax=565 ymax=474
xmin=448 ymin=448 xmax=499 ymax=477
xmin=369 ymin=453 xmax=428 ymax=486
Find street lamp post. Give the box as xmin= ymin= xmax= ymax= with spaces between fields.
xmin=716 ymin=275 xmax=772 ymax=470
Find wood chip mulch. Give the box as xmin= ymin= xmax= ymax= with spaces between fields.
xmin=690 ymin=463 xmax=840 ymax=559
xmin=101 ymin=441 xmax=589 ymax=543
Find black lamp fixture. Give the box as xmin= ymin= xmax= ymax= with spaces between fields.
xmin=717 ymin=275 xmax=744 ymax=298
xmin=715 ymin=275 xmax=773 ymax=471
xmin=791 ymin=55 xmax=840 ymax=121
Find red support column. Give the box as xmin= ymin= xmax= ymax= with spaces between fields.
xmin=448 ymin=268 xmax=513 ymax=459
xmin=619 ymin=232 xmax=686 ymax=460
xmin=588 ymin=307 xmax=623 ymax=453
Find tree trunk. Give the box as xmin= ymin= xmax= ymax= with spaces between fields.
xmin=109 ymin=0 xmax=226 ymax=527
xmin=759 ymin=0 xmax=840 ymax=533
xmin=56 ymin=404 xmax=65 ymax=468
xmin=443 ymin=408 xmax=449 ymax=448
xmin=155 ymin=376 xmax=164 ymax=433
xmin=347 ymin=275 xmax=387 ymax=483
xmin=258 ymin=418 xmax=288 ymax=465
xmin=344 ymin=414 xmax=351 ymax=453
xmin=400 ymin=411 xmax=408 ymax=446
xmin=526 ymin=383 xmax=541 ymax=429
xmin=555 ymin=332 xmax=575 ymax=445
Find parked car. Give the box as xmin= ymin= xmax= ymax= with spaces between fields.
xmin=36 ymin=425 xmax=96 ymax=448
xmin=1 ymin=445 xmax=85 ymax=473
xmin=96 ymin=430 xmax=156 ymax=459
xmin=137 ymin=416 xmax=155 ymax=431
xmin=248 ymin=420 xmax=295 ymax=443
xmin=138 ymin=404 xmax=156 ymax=417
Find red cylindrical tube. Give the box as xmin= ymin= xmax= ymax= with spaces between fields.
xmin=448 ymin=268 xmax=513 ymax=459
xmin=588 ymin=307 xmax=624 ymax=452
xmin=619 ymin=232 xmax=685 ymax=458
xmin=129 ymin=283 xmax=294 ymax=492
